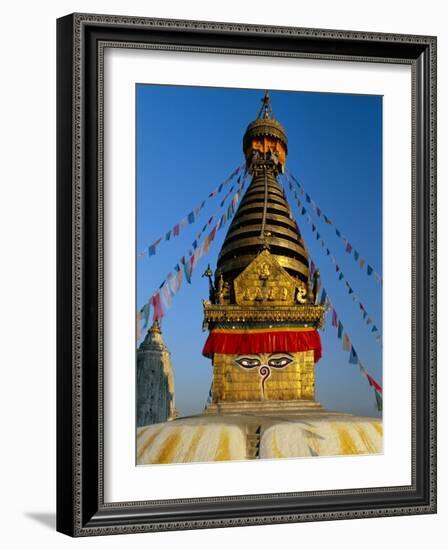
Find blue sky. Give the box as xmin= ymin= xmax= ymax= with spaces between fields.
xmin=136 ymin=84 xmax=382 ymax=419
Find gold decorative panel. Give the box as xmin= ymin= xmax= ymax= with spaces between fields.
xmin=211 ymin=350 xmax=315 ymax=403
xmin=233 ymin=250 xmax=307 ymax=307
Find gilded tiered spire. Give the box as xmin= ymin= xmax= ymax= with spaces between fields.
xmin=216 ymin=91 xmax=310 ymax=291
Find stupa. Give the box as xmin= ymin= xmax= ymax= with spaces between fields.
xmin=136 ymin=321 xmax=176 ymax=427
xmin=137 ymin=93 xmax=382 ymax=465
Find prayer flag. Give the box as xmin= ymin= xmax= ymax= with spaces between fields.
xmin=218 ymin=213 xmax=225 ymax=230
xmin=354 ymin=250 xmax=359 ymax=261
xmin=182 ymin=258 xmax=192 ymax=284
xmin=338 ymin=272 xmax=344 ymax=281
xmin=372 ymin=325 xmax=378 ymax=332
xmin=140 ymin=302 xmax=150 ymax=328
xmin=188 ymin=211 xmax=195 ymax=224
xmin=209 ymin=225 xmax=218 ymax=243
xmin=360 ymin=258 xmax=365 ymax=269
xmin=176 ymin=268 xmax=183 ymax=290
xmin=167 ymin=273 xmax=179 ymax=296
xmin=346 ymin=242 xmax=353 ymax=254
xmin=316 ymin=207 xmax=321 ymax=217
xmin=366 ymin=373 xmax=382 ymax=394
xmin=336 ymin=229 xmax=341 ymax=237
xmin=374 ymin=390 xmax=383 ymax=412
xmin=148 ymin=243 xmax=157 ymax=257
xmin=332 ymin=308 xmax=338 ymax=327
xmin=349 ymin=346 xmax=358 ymax=364
xmin=161 ymin=284 xmax=172 ymax=309
xmin=310 ymin=260 xmax=315 ymax=276
xmin=343 ymin=333 xmax=351 ymax=351
xmin=306 ymin=193 xmax=311 ymax=203
xmin=165 ymin=230 xmax=171 ymax=241
xmin=150 ymin=292 xmax=164 ymax=321
xmin=337 ymin=321 xmax=344 ymax=339
xmin=320 ymin=288 xmax=327 ymax=305
xmin=367 ymin=265 xmax=373 ymax=276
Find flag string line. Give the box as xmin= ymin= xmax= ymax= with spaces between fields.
xmin=137 ymin=171 xmax=248 ymax=330
xmin=315 ymin=275 xmax=383 ymax=412
xmin=282 ymin=175 xmax=382 ymax=346
xmin=286 ymin=169 xmax=382 ymax=287
xmin=138 ymin=163 xmax=244 ymax=260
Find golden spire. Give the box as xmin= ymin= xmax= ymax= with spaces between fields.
xmin=215 ymin=92 xmax=310 ymax=290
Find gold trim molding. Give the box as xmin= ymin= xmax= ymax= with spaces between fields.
xmin=203 ymin=303 xmax=325 ymax=326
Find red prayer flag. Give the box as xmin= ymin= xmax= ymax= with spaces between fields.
xmin=366 ymin=373 xmax=382 ymax=394
xmin=150 ymin=292 xmax=164 ymax=321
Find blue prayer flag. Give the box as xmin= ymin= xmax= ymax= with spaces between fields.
xmin=320 ymin=288 xmax=327 ymax=305
xmin=349 ymin=346 xmax=358 ymax=364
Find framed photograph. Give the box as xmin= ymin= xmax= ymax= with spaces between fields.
xmin=57 ymin=13 xmax=437 ymax=536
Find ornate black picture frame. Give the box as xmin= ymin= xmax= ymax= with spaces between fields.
xmin=57 ymin=13 xmax=437 ymax=536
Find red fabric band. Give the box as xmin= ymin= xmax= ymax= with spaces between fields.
xmin=202 ymin=329 xmax=322 ymax=362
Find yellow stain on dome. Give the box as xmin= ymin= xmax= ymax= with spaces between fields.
xmin=184 ymin=426 xmax=206 ymax=462
xmin=337 ymin=426 xmax=359 ymax=455
xmin=372 ymin=422 xmax=383 ymax=436
xmin=137 ymin=428 xmax=163 ymax=461
xmin=271 ymin=432 xmax=285 ymax=459
xmin=356 ymin=426 xmax=377 ymax=454
xmin=155 ymin=430 xmax=181 ymax=464
xmin=214 ymin=430 xmax=230 ymax=461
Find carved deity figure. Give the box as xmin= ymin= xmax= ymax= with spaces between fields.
xmin=217 ymin=274 xmax=231 ymax=305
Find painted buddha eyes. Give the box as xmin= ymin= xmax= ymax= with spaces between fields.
xmin=234 ymin=356 xmax=293 ymax=369
xmin=267 ymin=357 xmax=293 ymax=368
xmin=235 ymin=357 xmax=261 ymax=368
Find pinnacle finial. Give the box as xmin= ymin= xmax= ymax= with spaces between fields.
xmin=257 ymin=90 xmax=274 ymax=119
xmin=149 ymin=320 xmax=161 ymax=334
